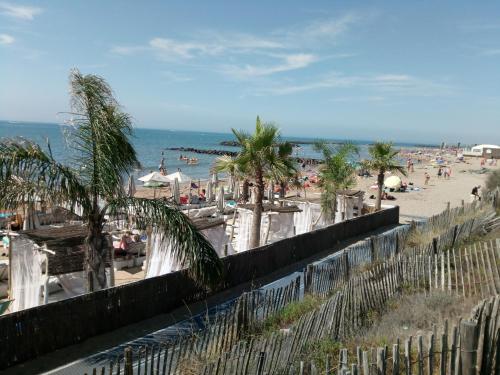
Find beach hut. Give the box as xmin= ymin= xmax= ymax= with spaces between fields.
xmin=335 ymin=190 xmax=364 ymax=222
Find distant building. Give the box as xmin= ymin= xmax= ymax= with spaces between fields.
xmin=463 ymin=144 xmax=500 ymax=159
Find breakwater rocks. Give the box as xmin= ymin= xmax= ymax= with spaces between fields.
xmin=166 ymin=147 xmax=238 ymax=157
xmin=165 ymin=147 xmax=322 ymax=164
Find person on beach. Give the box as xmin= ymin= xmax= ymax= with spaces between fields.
xmin=437 ymin=167 xmax=442 ymax=178
xmin=424 ymin=172 xmax=430 ymax=185
xmin=445 ymin=166 xmax=451 ymax=179
xmin=471 ymin=186 xmax=481 ymax=201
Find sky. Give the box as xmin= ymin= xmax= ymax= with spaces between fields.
xmin=1 ymin=1 xmax=500 ymax=144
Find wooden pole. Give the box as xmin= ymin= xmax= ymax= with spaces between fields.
xmin=7 ymin=222 xmax=12 ymax=300
xmin=459 ymin=321 xmax=479 ymax=375
xmin=124 ymin=346 xmax=133 ymax=375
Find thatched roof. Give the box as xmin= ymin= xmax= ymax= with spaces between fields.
xmin=21 ymin=225 xmax=109 ymax=276
xmin=192 ymin=218 xmax=225 ymax=230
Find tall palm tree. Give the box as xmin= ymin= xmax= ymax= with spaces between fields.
xmin=364 ymin=142 xmax=407 ymax=211
xmin=217 ymin=117 xmax=296 ymax=249
xmin=213 ymin=154 xmax=248 ymax=200
xmin=0 ymin=70 xmax=222 ymax=291
xmin=314 ymin=142 xmax=359 ymax=222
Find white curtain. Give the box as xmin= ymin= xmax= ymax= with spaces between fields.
xmin=294 ymin=202 xmax=313 ymax=235
xmin=202 ymin=226 xmax=235 ymax=257
xmin=145 ymin=230 xmax=182 ymax=278
xmin=235 ymin=209 xmax=253 ymax=253
xmin=261 ymin=212 xmax=295 ymax=244
xmin=11 ymin=237 xmax=46 ymax=311
xmin=57 ymin=272 xmax=86 ymax=297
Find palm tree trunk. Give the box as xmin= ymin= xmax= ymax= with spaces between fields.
xmin=242 ymin=179 xmax=250 ymax=202
xmin=85 ymin=214 xmax=108 ymax=292
xmin=279 ymin=180 xmax=286 ymax=198
xmin=250 ymin=169 xmax=264 ymax=248
xmin=375 ymin=171 xmax=384 ymax=211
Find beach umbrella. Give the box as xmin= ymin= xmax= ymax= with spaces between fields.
xmin=23 ymin=203 xmax=40 ymax=230
xmin=165 ymin=171 xmax=193 ymax=183
xmin=206 ymin=180 xmax=213 ymax=203
xmin=233 ymin=180 xmax=240 ymax=200
xmin=126 ymin=175 xmax=136 ymax=197
xmin=217 ymin=187 xmax=225 ymax=213
xmin=173 ymin=178 xmax=180 ymax=204
xmin=384 ymin=176 xmax=402 ymax=190
xmin=138 ymin=171 xmax=171 ymax=184
xmin=227 ymin=175 xmax=234 ymax=193
xmin=212 ymin=172 xmax=219 ymax=186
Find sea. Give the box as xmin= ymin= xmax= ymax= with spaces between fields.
xmin=0 ymin=120 xmax=432 ymax=181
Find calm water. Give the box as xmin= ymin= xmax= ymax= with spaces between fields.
xmin=0 ymin=120 xmax=428 ymax=180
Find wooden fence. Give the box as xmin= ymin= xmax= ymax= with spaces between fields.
xmin=290 ymin=294 xmax=500 ymax=375
xmin=0 ymin=206 xmax=400 ymax=369
xmin=84 ymin=200 xmax=499 ymax=375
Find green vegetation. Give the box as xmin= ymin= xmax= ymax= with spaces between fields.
xmin=0 ymin=70 xmax=222 ymax=291
xmin=256 ymin=295 xmax=324 ymax=335
xmin=314 ymin=142 xmax=359 ymax=222
xmin=363 ymin=142 xmax=407 ymax=211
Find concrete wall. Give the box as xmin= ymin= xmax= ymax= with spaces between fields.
xmin=0 ymin=206 xmax=399 ymax=369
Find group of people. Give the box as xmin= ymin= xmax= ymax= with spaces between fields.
xmin=114 ymin=231 xmax=142 ymax=257
xmin=437 ymin=166 xmax=452 ymax=179
xmin=179 ymin=154 xmax=198 ymax=165
xmin=406 ymin=158 xmax=415 ymax=173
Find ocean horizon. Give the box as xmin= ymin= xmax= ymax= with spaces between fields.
xmin=1 ymin=120 xmax=439 ymax=180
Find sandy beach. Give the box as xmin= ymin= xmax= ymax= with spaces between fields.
xmin=135 ymin=153 xmax=498 ymax=224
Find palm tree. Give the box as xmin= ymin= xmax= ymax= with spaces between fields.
xmin=314 ymin=142 xmax=359 ymax=222
xmin=217 ymin=117 xmax=296 ymax=248
xmin=0 ymin=70 xmax=222 ymax=291
xmin=364 ymin=142 xmax=407 ymax=211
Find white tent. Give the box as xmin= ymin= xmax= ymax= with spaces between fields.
xmin=138 ymin=172 xmax=171 ymax=184
xmin=165 ymin=171 xmax=193 ymax=183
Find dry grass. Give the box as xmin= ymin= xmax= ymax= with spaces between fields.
xmin=298 ymin=291 xmax=481 ymax=374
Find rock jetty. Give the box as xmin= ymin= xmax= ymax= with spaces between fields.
xmin=165 ymin=147 xmax=322 ymax=164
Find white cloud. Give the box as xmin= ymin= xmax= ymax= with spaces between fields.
xmin=0 ymin=2 xmax=42 ymax=20
xmin=330 ymin=96 xmax=385 ymax=103
xmin=0 ymin=33 xmax=14 ymax=44
xmin=149 ymin=37 xmax=219 ymax=59
xmin=221 ymin=53 xmax=318 ymax=78
xmin=253 ymin=72 xmax=454 ymax=96
xmin=480 ymin=48 xmax=500 ymax=56
xmin=110 ymin=13 xmax=360 ymax=77
xmin=161 ymin=71 xmax=193 ymax=82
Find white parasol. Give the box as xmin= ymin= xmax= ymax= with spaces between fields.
xmin=384 ymin=176 xmax=402 ymax=190
xmin=138 ymin=172 xmax=170 ymax=184
xmin=165 ymin=171 xmax=193 ymax=183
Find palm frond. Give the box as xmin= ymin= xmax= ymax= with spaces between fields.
xmin=107 ymin=197 xmax=223 ymax=288
xmin=0 ymin=138 xmax=89 ymax=213
xmin=67 ymin=70 xmax=140 ymax=201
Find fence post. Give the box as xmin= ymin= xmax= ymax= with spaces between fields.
xmin=257 ymin=351 xmax=266 ymax=375
xmin=451 ymin=225 xmax=459 ymax=249
xmin=459 ymin=321 xmax=479 ymax=375
xmin=343 ymin=253 xmax=350 ymax=282
xmin=370 ymin=236 xmax=377 ymax=262
xmin=124 ymin=346 xmax=133 ymax=375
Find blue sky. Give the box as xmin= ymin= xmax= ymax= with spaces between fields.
xmin=1 ymin=1 xmax=500 ymax=144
